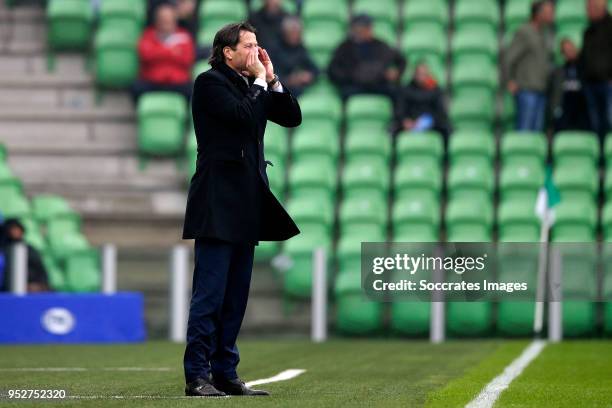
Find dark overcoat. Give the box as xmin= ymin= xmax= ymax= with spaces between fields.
xmin=182 ymin=62 xmax=301 ymax=244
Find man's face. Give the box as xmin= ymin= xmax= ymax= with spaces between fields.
xmin=265 ymin=0 xmax=282 ymax=13
xmin=155 ymin=5 xmax=178 ymax=36
xmin=538 ymin=2 xmax=555 ymax=25
xmin=225 ymin=30 xmax=258 ymax=71
xmin=8 ymin=225 xmax=23 ymax=241
xmin=561 ymin=40 xmax=578 ymax=61
xmin=352 ymin=24 xmax=373 ymax=42
xmin=414 ymin=64 xmax=430 ymax=86
xmin=587 ymin=0 xmax=606 ymax=21
xmin=283 ymin=25 xmax=302 ymax=46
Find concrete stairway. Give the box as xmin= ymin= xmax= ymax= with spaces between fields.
xmin=0 ymin=2 xmax=187 ymax=248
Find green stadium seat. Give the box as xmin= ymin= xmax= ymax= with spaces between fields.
xmin=603 ymin=133 xmax=612 ymax=164
xmin=186 ymin=129 xmax=198 ymax=179
xmin=43 ymin=252 xmax=67 ymax=291
xmin=47 ymin=0 xmax=93 ymax=50
xmin=298 ymin=94 xmax=342 ymax=129
xmin=65 ymin=248 xmax=101 ymax=292
xmin=283 ymin=205 xmax=333 ymax=299
xmin=504 ymin=0 xmax=531 ymax=36
xmin=264 ymin=123 xmax=288 ymax=162
xmin=496 ymin=244 xmax=538 ymax=335
xmin=288 ymin=160 xmax=337 ymax=201
xmin=19 ymin=217 xmax=46 ymax=252
xmin=0 ymin=143 xmax=6 ymax=162
xmin=94 ymin=27 xmax=139 ymax=87
xmin=301 ymin=78 xmax=339 ymax=99
xmin=302 ymin=0 xmax=349 ymax=29
xmin=0 ymin=192 xmax=32 ymax=220
xmin=304 ymin=25 xmax=344 ymax=68
xmin=254 ymin=241 xmax=279 ymax=262
xmin=192 ymin=60 xmax=208 ymax=79
xmin=502 ymin=92 xmax=516 ymax=131
xmin=403 ymin=0 xmax=448 ymax=30
xmin=337 ymin=227 xmax=386 ymax=273
xmin=447 ymin=162 xmax=494 ymax=203
xmin=395 ymin=131 xmax=443 ymax=169
xmin=553 ymin=131 xmax=599 ymax=169
xmin=339 ymin=196 xmax=386 ymax=233
xmin=451 ymin=58 xmax=498 ymax=95
xmin=394 ymin=162 xmax=442 ymax=203
xmin=32 ymin=195 xmax=73 ymax=224
xmin=451 ymin=26 xmax=498 ymax=63
xmin=98 ymin=0 xmax=144 ymax=34
xmin=266 ymin=160 xmax=286 ymax=198
xmin=392 ymin=196 xmax=440 ymax=242
xmin=556 ymin=0 xmax=587 ymax=29
xmin=497 ymin=199 xmax=540 ymax=242
xmin=344 ymin=128 xmax=391 ymax=165
xmin=603 ymin=201 xmax=612 ymax=241
xmin=199 ymin=0 xmax=248 ymax=26
xmin=499 ymin=162 xmax=545 ymax=203
xmin=448 ymin=130 xmax=495 ymax=167
xmin=345 ymin=95 xmax=394 ymax=131
xmin=335 ymin=270 xmax=384 ymax=334
xmin=197 ymin=19 xmax=231 ymax=46
xmin=501 ymin=131 xmax=547 ymax=168
xmin=551 ymin=199 xmax=597 ymax=242
xmin=454 ymin=0 xmax=500 ymax=32
xmin=49 ymin=232 xmax=91 ymax=262
xmin=391 ymin=301 xmax=430 ymax=336
xmin=291 ymin=122 xmax=339 ymax=166
xmin=46 ymin=212 xmax=82 ymax=241
xmin=341 ymin=160 xmax=390 ymax=201
xmin=137 ymin=92 xmax=187 ymax=155
xmin=554 ymin=165 xmax=599 ymax=203
xmin=445 ymin=198 xmax=493 ymax=242
xmin=400 ymin=26 xmax=447 ymax=63
xmin=373 ymin=22 xmax=397 ymax=45
xmin=450 ymin=90 xmax=495 ymax=131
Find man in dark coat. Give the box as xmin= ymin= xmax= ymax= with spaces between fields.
xmin=182 ymin=21 xmax=301 ymax=398
xmin=327 ymin=14 xmax=406 ymax=101
xmin=579 ymin=0 xmax=612 ymax=140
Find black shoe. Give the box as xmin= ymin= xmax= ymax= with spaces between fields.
xmin=212 ymin=377 xmax=270 ymax=396
xmin=185 ymin=377 xmax=227 ymax=397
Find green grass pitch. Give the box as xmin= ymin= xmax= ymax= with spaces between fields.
xmin=0 ymin=340 xmax=610 ymax=407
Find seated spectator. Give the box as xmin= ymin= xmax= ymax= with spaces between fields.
xmin=271 ymin=16 xmax=319 ymax=97
xmin=0 ymin=219 xmax=50 ymax=293
xmin=503 ymin=0 xmax=555 ymax=131
xmin=249 ymin=0 xmax=290 ymax=51
xmin=553 ymin=38 xmax=591 ymax=131
xmin=148 ymin=0 xmax=199 ymax=35
xmin=393 ymin=62 xmax=451 ymax=138
xmin=327 ymin=14 xmax=406 ymax=101
xmin=132 ymin=3 xmax=196 ymax=102
xmin=579 ymin=0 xmax=612 ymax=140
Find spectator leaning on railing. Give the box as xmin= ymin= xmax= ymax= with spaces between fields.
xmin=579 ymin=0 xmax=612 ymax=140
xmin=131 ymin=3 xmax=195 ymax=102
xmin=504 ymin=0 xmax=555 ymax=132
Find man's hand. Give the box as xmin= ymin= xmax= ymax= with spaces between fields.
xmin=258 ymin=48 xmax=275 ymax=83
xmin=245 ymin=48 xmax=266 ymax=80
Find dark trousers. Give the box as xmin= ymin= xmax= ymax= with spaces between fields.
xmin=183 ymin=237 xmax=255 ymax=383
xmin=584 ymin=82 xmax=612 ymax=139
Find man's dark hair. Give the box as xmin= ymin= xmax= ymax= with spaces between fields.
xmin=531 ymin=0 xmax=551 ymax=20
xmin=209 ymin=21 xmax=257 ymax=68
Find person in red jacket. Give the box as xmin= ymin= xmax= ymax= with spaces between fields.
xmin=131 ymin=3 xmax=195 ymax=102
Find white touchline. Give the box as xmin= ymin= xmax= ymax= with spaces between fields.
xmin=465 ymin=340 xmax=547 ymax=408
xmin=246 ymin=368 xmax=306 ymax=387
xmin=56 ymin=368 xmax=307 ymax=400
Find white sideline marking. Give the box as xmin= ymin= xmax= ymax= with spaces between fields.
xmin=29 ymin=368 xmax=306 ymax=400
xmin=245 ymin=368 xmax=306 ymax=387
xmin=0 ymin=367 xmax=172 ymax=372
xmin=465 ymin=340 xmax=547 ymax=408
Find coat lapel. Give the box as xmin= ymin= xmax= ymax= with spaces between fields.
xmin=215 ymin=62 xmax=253 ymax=96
